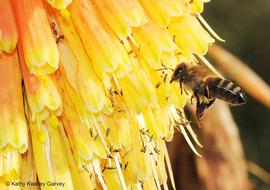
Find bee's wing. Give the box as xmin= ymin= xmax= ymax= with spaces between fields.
xmin=188 ymin=64 xmax=215 ymax=81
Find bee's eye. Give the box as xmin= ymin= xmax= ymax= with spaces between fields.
xmin=175 ymin=68 xmax=183 ymax=78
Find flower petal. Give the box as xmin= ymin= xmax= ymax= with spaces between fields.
xmin=14 ymin=0 xmax=59 ymax=74
xmin=0 ymin=0 xmax=18 ymax=52
xmin=0 ymin=51 xmax=28 ymax=153
xmin=69 ymin=0 xmax=131 ymax=80
xmin=169 ymin=15 xmax=215 ymax=60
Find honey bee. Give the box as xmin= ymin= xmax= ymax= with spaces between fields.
xmin=170 ymin=63 xmax=247 ymax=119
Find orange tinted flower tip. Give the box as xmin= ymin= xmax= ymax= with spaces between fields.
xmin=14 ymin=0 xmax=59 ymax=75
xmin=0 ymin=0 xmax=18 ymax=52
xmin=0 ymin=51 xmax=28 ymax=153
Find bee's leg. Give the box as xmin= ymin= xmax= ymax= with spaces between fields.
xmin=184 ymin=88 xmax=189 ymax=95
xmin=194 ymin=91 xmax=205 ymax=119
xmin=207 ymin=99 xmax=216 ymax=108
xmin=196 ymin=102 xmax=207 ymax=119
xmin=205 ymin=85 xmax=210 ymax=99
xmin=180 ymin=82 xmax=183 ymax=95
xmin=190 ymin=94 xmax=195 ymax=104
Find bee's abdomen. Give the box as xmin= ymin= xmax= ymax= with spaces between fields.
xmin=206 ymin=77 xmax=247 ymax=105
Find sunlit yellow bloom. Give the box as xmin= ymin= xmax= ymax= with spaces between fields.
xmin=0 ymin=0 xmax=220 ymax=189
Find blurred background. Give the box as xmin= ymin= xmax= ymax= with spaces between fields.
xmin=203 ymin=1 xmax=270 ymax=189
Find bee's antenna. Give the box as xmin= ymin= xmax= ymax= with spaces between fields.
xmin=154 ymin=67 xmax=174 ymax=72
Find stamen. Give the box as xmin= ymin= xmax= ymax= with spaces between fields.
xmin=42 ymin=124 xmax=54 ymax=179
xmin=114 ymin=154 xmax=128 ymax=190
xmin=197 ymin=15 xmax=225 ymax=42
xmin=113 ymin=75 xmax=121 ymax=92
xmin=128 ymin=33 xmax=139 ymax=48
xmin=179 ymin=125 xmax=201 ymax=157
xmin=186 ymin=125 xmax=203 ymax=148
xmin=90 ymin=117 xmax=109 ymax=153
xmin=136 ymin=182 xmax=143 ymax=190
xmin=136 ymin=113 xmax=166 ymax=190
xmin=151 ymin=157 xmax=162 ymax=190
xmin=196 ymin=54 xmax=224 ymax=79
xmin=170 ymin=106 xmax=202 ymax=157
xmin=93 ymin=159 xmax=108 ymax=190
xmin=163 ymin=181 xmax=169 ymax=190
xmin=163 ymin=143 xmax=176 ymax=190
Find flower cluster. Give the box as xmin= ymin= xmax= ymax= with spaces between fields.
xmin=0 ymin=0 xmax=220 ymax=189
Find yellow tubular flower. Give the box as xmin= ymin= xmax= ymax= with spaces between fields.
xmin=168 ymin=14 xmax=215 ymax=60
xmin=47 ymin=0 xmax=72 ymax=9
xmin=0 ymin=51 xmax=28 ymax=153
xmin=122 ymin=117 xmax=152 ymax=186
xmin=0 ymin=0 xmax=222 ymax=189
xmin=57 ymin=74 xmax=108 ymax=161
xmin=0 ymin=0 xmax=18 ymax=53
xmin=133 ymin=21 xmax=177 ymax=68
xmin=94 ymin=0 xmax=148 ymax=40
xmin=118 ymin=74 xmax=148 ymax=114
xmin=69 ymin=0 xmax=131 ymax=80
xmin=139 ymin=0 xmax=185 ymax=27
xmin=14 ymin=0 xmax=59 ymax=75
xmin=55 ymin=14 xmax=112 ymax=113
xmin=20 ymin=129 xmax=38 ymax=190
xmin=18 ymin=45 xmax=62 ymax=122
xmin=189 ymin=0 xmax=209 ymax=14
xmin=0 ymin=146 xmax=21 ymax=186
xmin=30 ymin=115 xmax=73 ymax=190
xmin=102 ymin=114 xmax=131 ymax=151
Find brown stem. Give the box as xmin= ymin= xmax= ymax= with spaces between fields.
xmin=168 ymin=101 xmax=252 ymax=190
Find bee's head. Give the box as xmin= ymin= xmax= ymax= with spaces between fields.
xmin=170 ymin=63 xmax=187 ymax=83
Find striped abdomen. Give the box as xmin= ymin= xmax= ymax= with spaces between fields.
xmin=206 ymin=77 xmax=247 ymax=105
